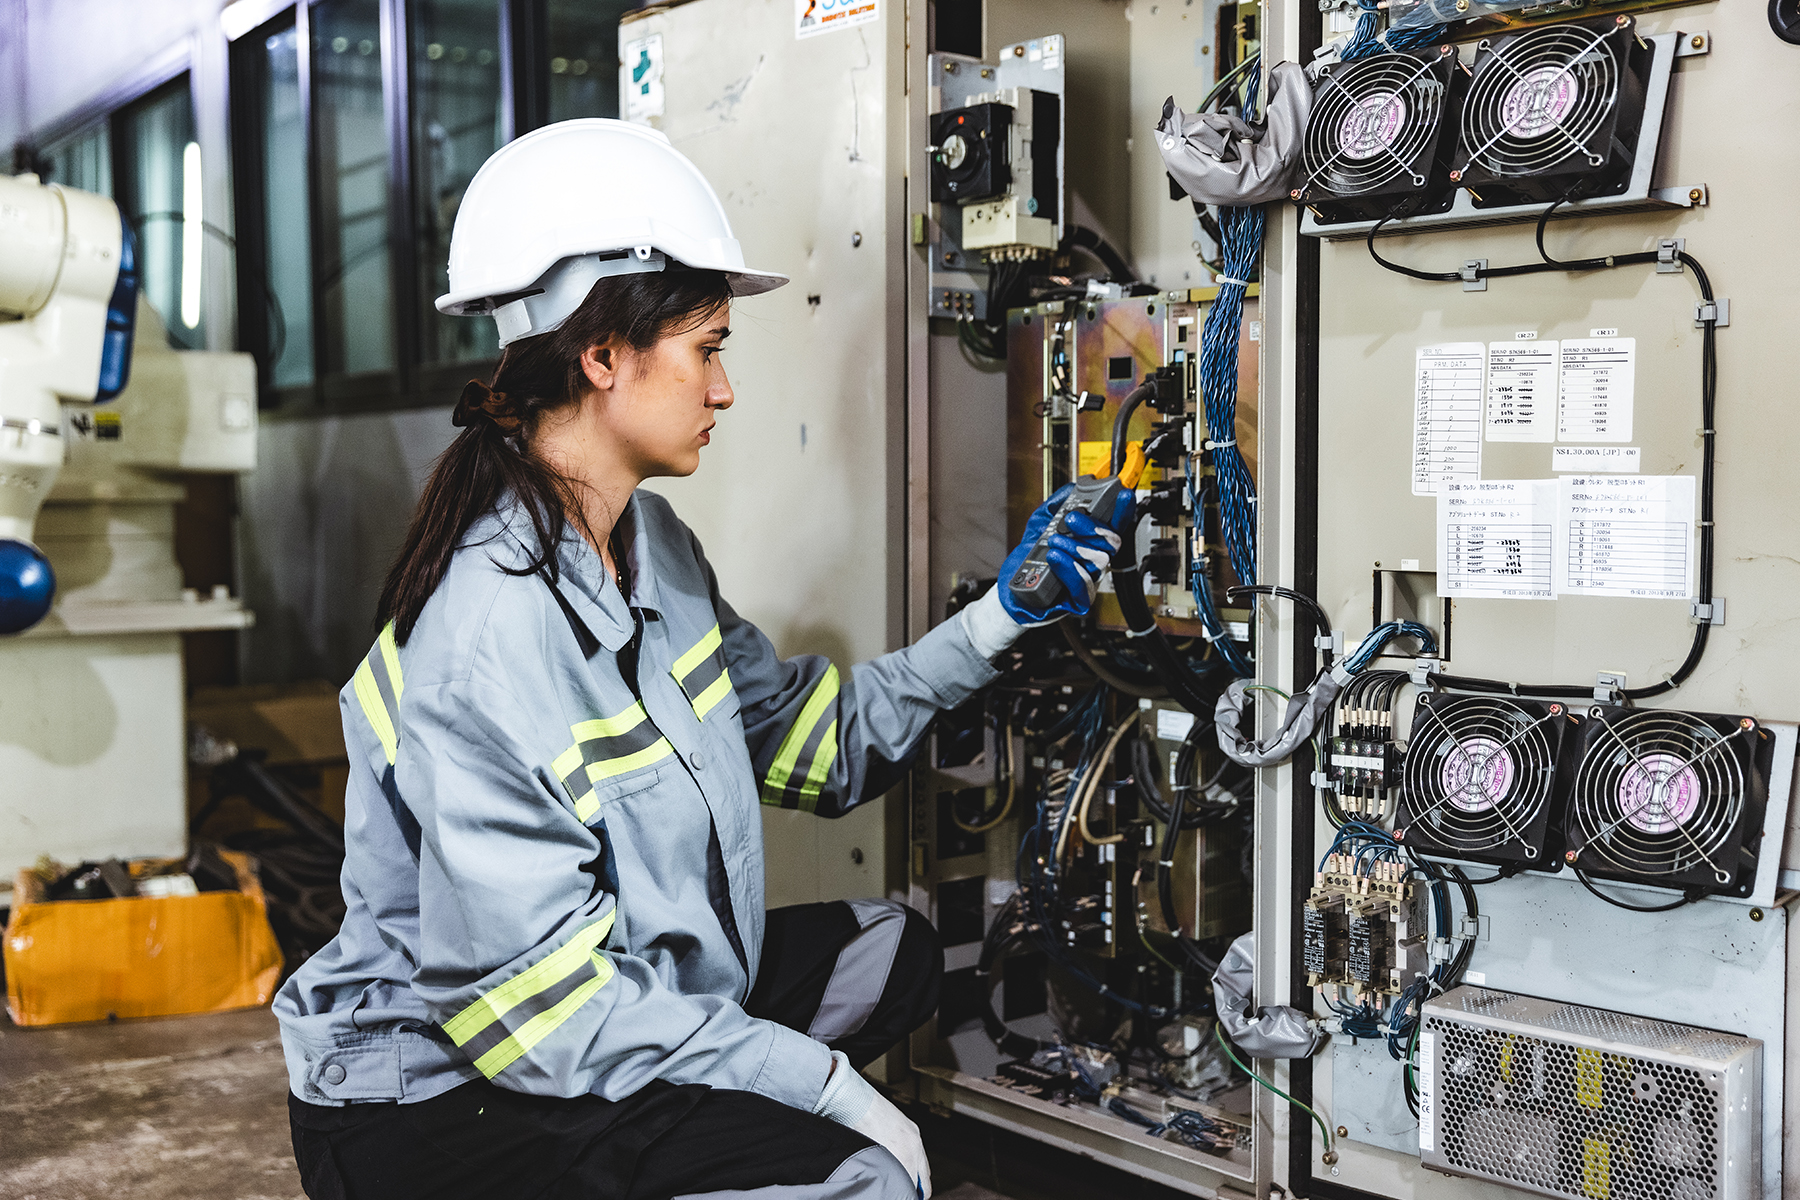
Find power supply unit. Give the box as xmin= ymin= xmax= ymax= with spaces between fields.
xmin=1419 ymin=986 xmax=1760 ymax=1200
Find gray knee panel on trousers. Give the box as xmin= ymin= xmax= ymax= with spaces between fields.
xmin=673 ymin=1145 xmax=917 ymax=1200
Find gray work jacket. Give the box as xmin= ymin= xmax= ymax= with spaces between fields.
xmin=274 ymin=490 xmax=999 ymax=1110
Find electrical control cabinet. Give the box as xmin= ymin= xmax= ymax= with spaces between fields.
xmin=635 ymin=2 xmax=1800 ymax=1198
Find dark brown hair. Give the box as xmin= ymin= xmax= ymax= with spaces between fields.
xmin=379 ymin=267 xmax=734 ymax=642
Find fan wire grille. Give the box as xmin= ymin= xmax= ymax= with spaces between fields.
xmin=1457 ymin=24 xmax=1620 ymax=178
xmin=1302 ymin=53 xmax=1446 ymax=197
xmin=1570 ymin=711 xmax=1749 ymax=887
xmin=1402 ymin=697 xmax=1558 ymax=858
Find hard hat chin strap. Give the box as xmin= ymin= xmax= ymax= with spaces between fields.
xmin=493 ymin=248 xmax=667 ymax=348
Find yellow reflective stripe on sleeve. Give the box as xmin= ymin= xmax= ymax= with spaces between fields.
xmin=442 ymin=910 xmax=616 ymax=1046
xmin=671 ymin=623 xmax=723 ymax=680
xmin=378 ymin=621 xmax=404 ymax=701
xmin=586 ymin=738 xmax=674 ymax=782
xmin=762 ymin=665 xmax=840 ymax=800
xmin=472 ymin=954 xmax=615 ymax=1079
xmin=691 ymin=669 xmax=734 ymax=720
xmin=570 ymin=704 xmax=649 ymax=743
xmin=353 ymin=659 xmax=399 ymax=765
xmin=794 ymin=720 xmax=840 ymax=814
xmin=573 ymin=790 xmax=601 ymax=824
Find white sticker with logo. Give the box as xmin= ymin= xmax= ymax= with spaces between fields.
xmin=1417 ymin=1029 xmax=1438 ymax=1152
xmin=796 ymin=0 xmax=878 ymax=39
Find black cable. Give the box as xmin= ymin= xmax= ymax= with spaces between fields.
xmin=1363 ymin=226 xmax=1721 ymax=703
xmin=1227 ymin=585 xmax=1334 ymax=668
xmin=1060 ymin=618 xmax=1169 ymax=699
xmin=1574 ymin=866 xmax=1704 ymax=913
xmin=1063 ymin=224 xmax=1138 ymax=283
xmin=1111 ymin=380 xmax=1155 ymax=476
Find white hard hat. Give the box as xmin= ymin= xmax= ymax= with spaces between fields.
xmin=437 ymin=119 xmax=787 ymax=347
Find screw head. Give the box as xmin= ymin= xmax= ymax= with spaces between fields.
xmin=1740 ymin=717 xmax=1756 ymax=730
xmin=1689 ymin=187 xmax=1704 ymax=203
xmin=1337 ymin=1126 xmax=1349 ymax=1138
xmin=1616 ymin=13 xmax=1629 ymax=24
xmin=1565 ymin=850 xmax=1579 ymax=863
xmin=1750 ymin=907 xmax=1764 ymax=922
xmin=1550 ymin=703 xmax=1564 ymax=716
xmin=851 ymin=231 xmax=863 ymax=247
xmin=1449 ymin=169 xmax=1463 ymax=182
xmin=1290 ymin=189 xmax=1302 ymax=200
xmin=1691 ymin=34 xmax=1705 ymax=49
xmin=1014 ymin=44 xmax=1026 ymax=57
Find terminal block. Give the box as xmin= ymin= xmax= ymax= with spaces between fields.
xmin=1328 ymin=707 xmax=1401 ymax=817
xmin=1303 ymin=880 xmax=1349 ymax=987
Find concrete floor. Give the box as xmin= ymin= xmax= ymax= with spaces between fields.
xmin=0 ymin=1007 xmax=1197 ymax=1200
xmin=0 ymin=1008 xmax=301 ymax=1200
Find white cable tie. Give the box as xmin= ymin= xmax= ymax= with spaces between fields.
xmin=1205 ymin=438 xmax=1237 ymax=450
xmin=1125 ymin=623 xmax=1157 ymax=638
xmin=1215 ymin=275 xmax=1250 ymax=287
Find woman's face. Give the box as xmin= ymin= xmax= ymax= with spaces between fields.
xmin=582 ymin=302 xmax=734 ymax=480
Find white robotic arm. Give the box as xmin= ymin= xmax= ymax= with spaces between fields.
xmin=0 ymin=172 xmax=139 ymax=632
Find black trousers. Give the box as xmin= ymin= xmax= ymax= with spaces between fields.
xmin=290 ymin=900 xmax=941 ymax=1200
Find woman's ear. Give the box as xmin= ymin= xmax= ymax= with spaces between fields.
xmin=580 ymin=340 xmax=623 ymax=394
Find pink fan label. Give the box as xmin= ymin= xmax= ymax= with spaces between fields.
xmin=1617 ymin=754 xmax=1701 ymax=835
xmin=1339 ymin=91 xmax=1408 ymax=161
xmin=1500 ymin=67 xmax=1578 ymax=139
xmin=1439 ymin=736 xmax=1513 ymax=813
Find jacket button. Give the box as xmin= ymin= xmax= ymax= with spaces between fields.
xmin=690 ymin=751 xmax=706 ymax=771
xmin=323 ymin=1063 xmax=347 ymax=1085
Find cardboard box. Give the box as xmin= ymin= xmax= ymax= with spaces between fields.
xmin=4 ymin=851 xmax=284 ymax=1026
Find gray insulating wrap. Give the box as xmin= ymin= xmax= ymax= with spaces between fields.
xmin=1212 ymin=932 xmax=1324 ymax=1059
xmin=1155 ymin=61 xmax=1311 ymax=207
xmin=1215 ymin=672 xmax=1342 ymax=767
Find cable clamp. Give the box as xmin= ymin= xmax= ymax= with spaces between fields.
xmin=1594 ymin=671 xmax=1627 ymax=704
xmin=1696 ymin=520 xmax=1714 ymax=527
xmin=1656 ymin=237 xmax=1685 ymax=273
xmin=1330 ymin=662 xmax=1354 ymax=685
xmin=1696 ymin=428 xmax=1715 ymax=438
xmin=1311 ymin=770 xmax=1334 ymax=790
xmin=1409 ymin=657 xmax=1441 ymax=689
xmin=1456 ymin=916 xmax=1480 ymax=941
xmin=1214 ymin=275 xmax=1250 ymax=287
xmin=1690 ymin=597 xmax=1726 ymax=626
xmin=1158 ymin=860 xmax=1176 ymax=869
xmin=1695 ymin=298 xmax=1730 ymax=328
xmin=1316 ymin=631 xmax=1345 ymax=655
xmin=1461 ymin=259 xmax=1488 ymax=292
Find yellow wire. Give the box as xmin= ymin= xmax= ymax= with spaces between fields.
xmin=1065 ymin=712 xmax=1136 ymax=857
xmin=952 ymin=716 xmax=1017 ymax=834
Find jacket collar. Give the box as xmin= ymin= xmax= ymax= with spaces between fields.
xmin=486 ymin=491 xmax=663 ymax=655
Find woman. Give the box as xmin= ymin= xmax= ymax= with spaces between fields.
xmin=275 ymin=120 xmax=1130 ymax=1200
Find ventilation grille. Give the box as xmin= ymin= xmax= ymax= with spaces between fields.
xmin=1422 ymin=987 xmax=1760 ymax=1200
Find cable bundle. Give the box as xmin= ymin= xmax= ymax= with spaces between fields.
xmin=1339 ymin=0 xmax=1447 ymax=60
xmin=1198 ymin=58 xmax=1264 ymax=592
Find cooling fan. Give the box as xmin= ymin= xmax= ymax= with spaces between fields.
xmin=1397 ymin=695 xmax=1575 ymax=868
xmin=1451 ymin=16 xmax=1654 ymax=208
xmin=1564 ymin=707 xmax=1776 ymax=897
xmin=1295 ymin=46 xmax=1465 ymax=224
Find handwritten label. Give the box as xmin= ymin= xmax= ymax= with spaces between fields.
xmin=1555 ymin=475 xmax=1696 ymax=599
xmin=1559 ymin=338 xmax=1635 ymax=442
xmin=1552 ymin=446 xmax=1640 ymax=473
xmin=1413 ymin=344 xmax=1485 ymax=496
xmin=1439 ymin=480 xmax=1556 ymax=599
xmin=1486 ymin=341 xmax=1557 ymax=443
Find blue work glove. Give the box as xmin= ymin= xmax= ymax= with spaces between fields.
xmin=997 ymin=483 xmax=1138 ymax=625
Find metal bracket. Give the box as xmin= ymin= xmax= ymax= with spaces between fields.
xmin=1695 ymin=298 xmax=1731 ymax=328
xmin=1410 ymin=657 xmax=1441 ymax=689
xmin=1652 ymin=183 xmax=1708 ymax=208
xmin=1657 ymin=237 xmax=1685 ymax=273
xmin=1461 ymin=260 xmax=1488 ymax=293
xmin=1595 ymin=671 xmax=1628 ymax=704
xmin=1674 ymin=30 xmax=1711 ymax=58
xmin=1690 ymin=597 xmax=1727 ymax=626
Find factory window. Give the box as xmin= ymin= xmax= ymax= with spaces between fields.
xmin=38 ymin=76 xmax=205 ymax=350
xmin=227 ymin=0 xmax=640 ymax=413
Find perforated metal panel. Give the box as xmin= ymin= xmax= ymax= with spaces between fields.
xmin=1419 ymin=986 xmax=1760 ymax=1200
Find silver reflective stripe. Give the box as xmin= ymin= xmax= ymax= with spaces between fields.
xmin=806 ymin=900 xmax=907 ymax=1043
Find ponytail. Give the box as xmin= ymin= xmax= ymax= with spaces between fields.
xmin=378 ymin=265 xmax=734 ymax=642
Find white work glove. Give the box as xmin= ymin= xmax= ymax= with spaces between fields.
xmin=812 ymin=1050 xmax=933 ymax=1198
